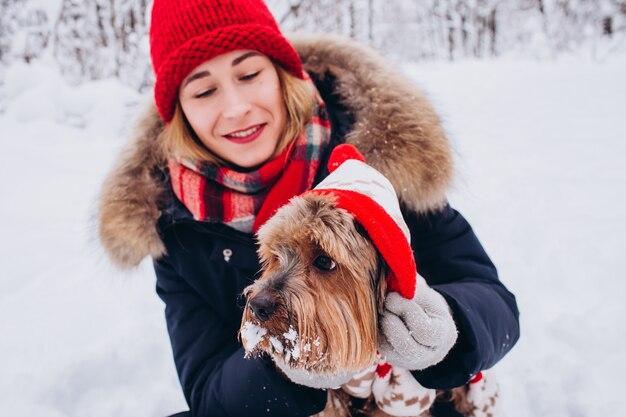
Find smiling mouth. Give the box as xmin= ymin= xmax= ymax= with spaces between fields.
xmin=223 ymin=124 xmax=266 ymax=143
xmin=227 ymin=125 xmax=261 ymax=138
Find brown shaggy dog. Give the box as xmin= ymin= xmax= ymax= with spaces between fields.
xmin=241 ymin=192 xmax=471 ymax=417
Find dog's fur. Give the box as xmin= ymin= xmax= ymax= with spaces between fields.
xmin=241 ymin=192 xmax=469 ymax=417
xmin=242 ymin=193 xmax=387 ymax=376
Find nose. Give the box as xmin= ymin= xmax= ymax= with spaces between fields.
xmin=248 ymin=292 xmax=277 ymax=322
xmin=222 ymin=87 xmax=252 ymax=120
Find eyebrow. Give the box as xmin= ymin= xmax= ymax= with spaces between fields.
xmin=182 ymin=51 xmax=262 ymax=89
xmin=231 ymin=51 xmax=261 ymax=66
xmin=182 ymin=70 xmax=210 ymax=88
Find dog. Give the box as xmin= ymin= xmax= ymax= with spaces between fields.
xmin=240 ymin=146 xmax=501 ymax=417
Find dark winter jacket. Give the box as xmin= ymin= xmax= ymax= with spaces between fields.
xmin=98 ymin=35 xmax=520 ymax=417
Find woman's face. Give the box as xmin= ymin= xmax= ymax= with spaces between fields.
xmin=178 ymin=50 xmax=287 ymax=169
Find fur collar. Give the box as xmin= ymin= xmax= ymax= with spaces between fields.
xmin=98 ymin=34 xmax=453 ymax=269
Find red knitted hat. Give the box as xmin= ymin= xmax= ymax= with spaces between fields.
xmin=307 ymin=144 xmax=422 ymax=299
xmin=150 ymin=0 xmax=304 ymax=122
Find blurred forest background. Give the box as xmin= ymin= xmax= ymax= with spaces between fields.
xmin=1 ymin=0 xmax=625 ymax=99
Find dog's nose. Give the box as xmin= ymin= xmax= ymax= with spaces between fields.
xmin=248 ymin=293 xmax=276 ymax=322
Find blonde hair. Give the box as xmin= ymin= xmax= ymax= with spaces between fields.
xmin=160 ymin=63 xmax=315 ymax=165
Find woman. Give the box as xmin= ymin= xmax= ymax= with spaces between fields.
xmin=98 ymin=0 xmax=520 ymax=416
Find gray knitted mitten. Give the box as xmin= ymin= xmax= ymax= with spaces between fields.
xmin=378 ymin=289 xmax=458 ymax=370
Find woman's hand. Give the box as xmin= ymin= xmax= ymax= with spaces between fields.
xmin=378 ymin=288 xmax=458 ymax=370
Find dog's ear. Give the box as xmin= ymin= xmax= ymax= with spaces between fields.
xmin=374 ymin=252 xmax=388 ymax=315
xmin=354 ymin=218 xmax=389 ymax=314
xmin=353 ymin=219 xmax=369 ymax=240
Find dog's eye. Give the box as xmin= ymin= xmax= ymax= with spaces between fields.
xmin=313 ymin=255 xmax=336 ymax=272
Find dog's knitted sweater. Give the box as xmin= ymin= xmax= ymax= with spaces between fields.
xmin=341 ymin=362 xmax=501 ymax=417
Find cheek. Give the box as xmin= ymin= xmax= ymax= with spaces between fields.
xmin=256 ymin=79 xmax=286 ymax=121
xmin=183 ymin=103 xmax=218 ymax=136
xmin=275 ymin=95 xmax=287 ymax=124
xmin=270 ymin=95 xmax=287 ymax=133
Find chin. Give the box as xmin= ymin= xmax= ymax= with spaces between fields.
xmin=232 ymin=149 xmax=278 ymax=170
xmin=229 ymin=156 xmax=273 ymax=171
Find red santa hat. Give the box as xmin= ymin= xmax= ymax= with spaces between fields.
xmin=307 ymin=144 xmax=421 ymax=299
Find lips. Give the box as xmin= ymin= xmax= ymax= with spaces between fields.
xmin=223 ymin=123 xmax=266 ymax=144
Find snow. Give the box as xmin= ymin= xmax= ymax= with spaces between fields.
xmin=282 ymin=326 xmax=301 ymax=364
xmin=241 ymin=321 xmax=268 ymax=353
xmin=269 ymin=336 xmax=284 ymax=354
xmin=242 ymin=321 xmax=314 ymax=366
xmin=406 ymin=55 xmax=626 ymax=415
xmin=1 ymin=52 xmax=625 ymax=416
xmin=283 ymin=325 xmax=298 ymax=342
xmin=283 ymin=326 xmax=300 ymax=361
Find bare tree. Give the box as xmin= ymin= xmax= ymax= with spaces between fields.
xmin=2 ymin=0 xmax=625 ymax=96
xmin=53 ymin=0 xmax=150 ymax=88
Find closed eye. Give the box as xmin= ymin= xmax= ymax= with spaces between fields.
xmin=195 ymin=88 xmax=216 ymax=98
xmin=240 ymin=71 xmax=261 ymax=81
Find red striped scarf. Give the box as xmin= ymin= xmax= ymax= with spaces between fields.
xmin=168 ymin=77 xmax=330 ymax=233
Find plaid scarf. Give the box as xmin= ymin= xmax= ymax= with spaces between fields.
xmin=168 ymin=77 xmax=330 ymax=233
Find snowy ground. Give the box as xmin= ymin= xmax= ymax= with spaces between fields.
xmin=1 ymin=53 xmax=625 ymax=416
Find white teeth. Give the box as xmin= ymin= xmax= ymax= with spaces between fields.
xmin=228 ymin=125 xmax=260 ymax=138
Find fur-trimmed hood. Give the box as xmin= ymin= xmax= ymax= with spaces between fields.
xmin=98 ymin=34 xmax=453 ymax=269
